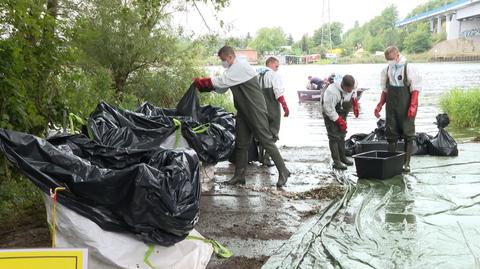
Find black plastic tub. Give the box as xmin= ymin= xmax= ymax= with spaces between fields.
xmin=353 ymin=150 xmax=405 ymax=179
xmin=355 ymin=141 xmax=405 ymax=154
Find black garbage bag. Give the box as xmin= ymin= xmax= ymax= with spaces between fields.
xmin=373 ymin=119 xmax=387 ymax=140
xmin=413 ymin=132 xmax=433 ymax=155
xmin=427 ymin=113 xmax=458 ymax=156
xmin=89 ymin=85 xmax=235 ymax=164
xmin=436 ymin=113 xmax=450 ymax=128
xmin=428 ymin=128 xmax=458 ymax=156
xmin=88 ymin=102 xmax=176 ymax=149
xmin=345 ymin=133 xmax=370 ymax=156
xmin=0 ymin=129 xmax=200 ymax=246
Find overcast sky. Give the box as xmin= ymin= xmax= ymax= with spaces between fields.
xmin=174 ymin=0 xmax=428 ymax=40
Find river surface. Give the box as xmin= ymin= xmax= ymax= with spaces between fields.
xmin=267 ymin=62 xmax=480 ymax=147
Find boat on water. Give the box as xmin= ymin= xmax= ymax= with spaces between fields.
xmin=297 ymin=88 xmax=368 ymax=102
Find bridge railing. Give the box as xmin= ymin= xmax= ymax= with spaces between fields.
xmin=395 ymin=0 xmax=470 ymax=27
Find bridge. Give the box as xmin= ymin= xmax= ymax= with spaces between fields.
xmin=396 ymin=0 xmax=480 ymax=40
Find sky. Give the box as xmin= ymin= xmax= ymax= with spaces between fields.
xmin=173 ymin=0 xmax=429 ymax=40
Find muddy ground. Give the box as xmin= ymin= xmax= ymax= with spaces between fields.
xmin=197 ymin=146 xmax=348 ymax=269
xmin=0 ymin=145 xmax=347 ymax=269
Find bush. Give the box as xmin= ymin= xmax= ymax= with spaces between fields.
xmin=440 ymin=88 xmax=480 ymax=128
xmin=200 ymin=92 xmax=236 ymax=113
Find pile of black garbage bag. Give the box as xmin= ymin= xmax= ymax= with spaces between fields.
xmin=89 ymin=84 xmax=235 ymax=164
xmin=346 ymin=113 xmax=458 ymax=157
xmin=0 ymin=84 xmax=235 ymax=246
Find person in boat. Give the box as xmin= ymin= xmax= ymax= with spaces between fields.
xmin=257 ymin=56 xmax=289 ymax=167
xmin=321 ymin=74 xmax=360 ymax=170
xmin=374 ymin=46 xmax=421 ymax=173
xmin=193 ymin=46 xmax=290 ymax=187
xmin=307 ymin=75 xmax=324 ymax=90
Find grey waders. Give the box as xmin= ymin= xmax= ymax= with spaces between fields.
xmin=258 ymin=70 xmax=281 ymax=167
xmin=385 ymin=63 xmax=415 ymax=172
xmin=225 ymin=77 xmax=290 ymax=187
xmin=323 ymin=91 xmax=354 ymax=170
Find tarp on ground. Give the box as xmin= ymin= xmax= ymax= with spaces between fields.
xmin=0 ymin=130 xmax=200 ymax=246
xmin=89 ymin=85 xmax=235 ymax=164
xmin=263 ymin=143 xmax=480 ymax=269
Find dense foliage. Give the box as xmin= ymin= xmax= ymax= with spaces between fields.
xmin=0 ymin=0 xmax=231 ymax=223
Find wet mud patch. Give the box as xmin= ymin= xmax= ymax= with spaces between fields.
xmin=207 ymin=255 xmax=268 ymax=269
xmin=238 ymin=183 xmax=346 ymax=201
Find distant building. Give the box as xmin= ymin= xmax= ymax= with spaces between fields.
xmin=236 ymin=49 xmax=258 ymax=64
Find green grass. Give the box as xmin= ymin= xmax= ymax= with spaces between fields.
xmin=440 ymin=88 xmax=480 ymax=128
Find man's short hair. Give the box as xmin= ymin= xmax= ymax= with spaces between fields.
xmin=384 ymin=46 xmax=399 ymax=57
xmin=218 ymin=46 xmax=235 ymax=57
xmin=265 ymin=56 xmax=279 ymax=66
xmin=342 ymin=74 xmax=355 ymax=88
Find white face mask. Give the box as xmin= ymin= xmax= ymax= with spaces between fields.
xmin=387 ymin=60 xmax=396 ymax=66
xmin=221 ymin=60 xmax=230 ymax=69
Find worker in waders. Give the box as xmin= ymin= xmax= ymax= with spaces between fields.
xmin=257 ymin=56 xmax=289 ymax=167
xmin=374 ymin=46 xmax=421 ymax=172
xmin=193 ymin=46 xmax=290 ymax=187
xmin=322 ymin=74 xmax=359 ymax=170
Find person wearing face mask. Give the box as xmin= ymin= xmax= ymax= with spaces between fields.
xmin=193 ymin=46 xmax=290 ymax=187
xmin=322 ymin=74 xmax=360 ymax=170
xmin=256 ymin=56 xmax=289 ymax=167
xmin=374 ymin=46 xmax=422 ymax=173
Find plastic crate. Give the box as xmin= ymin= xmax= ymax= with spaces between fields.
xmin=353 ymin=150 xmax=405 ymax=179
xmin=355 ymin=141 xmax=404 ymax=154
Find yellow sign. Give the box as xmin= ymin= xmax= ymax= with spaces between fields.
xmin=0 ymin=248 xmax=87 ymax=269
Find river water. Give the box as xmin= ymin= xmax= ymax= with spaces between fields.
xmin=274 ymin=62 xmax=480 ymax=147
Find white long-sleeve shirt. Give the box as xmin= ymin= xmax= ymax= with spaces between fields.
xmin=380 ymin=55 xmax=422 ymax=93
xmin=211 ymin=58 xmax=257 ymax=93
xmin=322 ymin=79 xmax=357 ymax=122
xmin=258 ymin=67 xmax=285 ymax=99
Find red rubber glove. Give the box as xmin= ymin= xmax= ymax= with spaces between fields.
xmin=193 ymin=77 xmax=213 ymax=92
xmin=335 ymin=116 xmax=347 ymax=133
xmin=278 ymin=95 xmax=289 ymax=117
xmin=352 ymin=97 xmax=359 ymax=118
xmin=407 ymin=90 xmax=419 ymax=119
xmin=374 ymin=91 xmax=387 ymax=118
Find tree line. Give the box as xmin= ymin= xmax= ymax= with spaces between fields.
xmin=205 ymin=0 xmax=455 ymax=58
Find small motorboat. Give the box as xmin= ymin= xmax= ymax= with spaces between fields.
xmin=297 ymin=88 xmax=368 ymax=102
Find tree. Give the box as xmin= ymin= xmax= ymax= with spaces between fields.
xmin=286 ymin=34 xmax=294 ymax=46
xmin=249 ymin=27 xmax=286 ymax=55
xmin=72 ymin=0 xmax=229 ymax=103
xmin=313 ymin=22 xmax=343 ymax=48
xmin=364 ymin=33 xmax=384 ymax=53
xmin=403 ymin=23 xmax=432 ymax=53
xmin=293 ymin=34 xmax=314 ymax=54
xmin=0 ymin=0 xmax=67 ymax=135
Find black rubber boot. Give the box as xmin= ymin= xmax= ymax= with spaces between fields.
xmin=403 ymin=141 xmax=413 ymax=173
xmin=330 ymin=140 xmax=347 ymax=170
xmin=338 ymin=139 xmax=353 ymax=166
xmin=276 ymin=168 xmax=291 ymax=187
xmin=225 ymin=168 xmax=246 ymax=185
